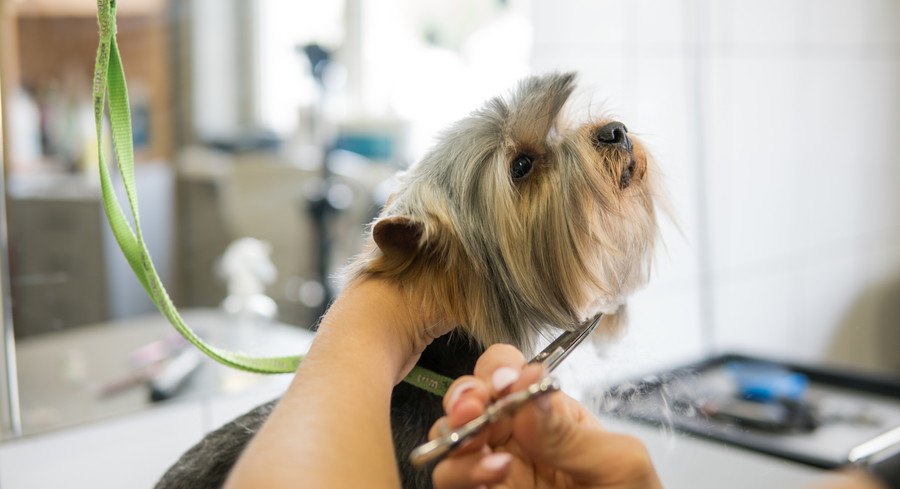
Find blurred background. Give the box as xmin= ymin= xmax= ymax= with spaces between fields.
xmin=0 ymin=0 xmax=897 ymax=487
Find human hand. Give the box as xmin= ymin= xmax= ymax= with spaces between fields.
xmin=429 ymin=344 xmax=663 ymax=489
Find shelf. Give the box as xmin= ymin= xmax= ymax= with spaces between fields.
xmin=13 ymin=0 xmax=165 ymax=18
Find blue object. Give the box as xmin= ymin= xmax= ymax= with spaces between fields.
xmin=335 ymin=134 xmax=395 ymax=161
xmin=726 ymin=361 xmax=809 ymax=402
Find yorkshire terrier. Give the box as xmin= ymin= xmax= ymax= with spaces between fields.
xmin=155 ymin=72 xmax=659 ymax=489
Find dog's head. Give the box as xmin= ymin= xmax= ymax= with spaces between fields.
xmin=348 ymin=72 xmax=658 ymax=350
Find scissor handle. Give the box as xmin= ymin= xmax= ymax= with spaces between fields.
xmin=409 ymin=313 xmax=601 ymax=469
xmin=408 ymin=413 xmax=489 ymax=467
xmin=409 ymin=377 xmax=560 ymax=468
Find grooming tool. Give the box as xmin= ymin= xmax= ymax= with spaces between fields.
xmin=409 ymin=376 xmax=560 ymax=467
xmin=409 ymin=313 xmax=603 ymax=467
xmin=149 ymin=349 xmax=203 ymax=402
xmin=531 ymin=313 xmax=604 ymax=372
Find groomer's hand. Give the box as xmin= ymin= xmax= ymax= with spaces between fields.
xmin=429 ymin=344 xmax=663 ymax=489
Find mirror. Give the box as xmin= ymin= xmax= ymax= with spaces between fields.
xmin=0 ymin=0 xmax=533 ymax=438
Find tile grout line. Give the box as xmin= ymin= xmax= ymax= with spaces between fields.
xmin=687 ymin=0 xmax=717 ymax=355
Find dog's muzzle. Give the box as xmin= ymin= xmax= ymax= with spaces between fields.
xmin=593 ymin=121 xmax=638 ymax=189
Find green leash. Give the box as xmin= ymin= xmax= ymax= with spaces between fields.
xmin=91 ymin=0 xmax=451 ymax=396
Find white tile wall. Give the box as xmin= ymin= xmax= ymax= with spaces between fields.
xmin=712 ymin=265 xmax=798 ymax=358
xmin=840 ymin=231 xmax=900 ymax=372
xmin=865 ymin=230 xmax=900 ymax=282
xmin=631 ymin=0 xmax=688 ymax=49
xmin=719 ymin=0 xmax=804 ymax=48
xmin=704 ymin=56 xmax=804 ymax=274
xmin=797 ymin=0 xmax=900 ymax=49
xmin=792 ymin=57 xmax=899 ymax=247
xmin=795 ymin=244 xmax=868 ymax=363
xmin=533 ymin=0 xmax=629 ymax=47
xmin=615 ymin=283 xmax=706 ymax=369
xmin=534 ymin=0 xmax=900 ymax=371
xmin=532 ymin=50 xmax=632 ymax=117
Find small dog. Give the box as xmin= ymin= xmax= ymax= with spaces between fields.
xmin=155 ymin=72 xmax=659 ymax=489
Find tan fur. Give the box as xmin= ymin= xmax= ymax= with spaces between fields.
xmin=343 ymin=73 xmax=659 ymax=353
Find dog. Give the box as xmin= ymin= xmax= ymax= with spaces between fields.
xmin=155 ymin=72 xmax=659 ymax=489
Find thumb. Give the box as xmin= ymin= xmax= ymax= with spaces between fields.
xmin=512 ymin=392 xmax=600 ymax=473
xmin=512 ymin=392 xmax=657 ymax=487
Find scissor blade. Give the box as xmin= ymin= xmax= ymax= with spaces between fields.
xmin=530 ymin=313 xmax=603 ymax=372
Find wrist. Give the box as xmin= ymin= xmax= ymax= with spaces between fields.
xmin=317 ymin=277 xmax=449 ymax=382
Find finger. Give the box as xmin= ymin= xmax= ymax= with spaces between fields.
xmin=485 ymin=415 xmax=513 ymax=448
xmin=429 ymin=396 xmax=489 ymax=457
xmin=513 ymin=390 xmax=599 ymax=461
xmin=484 ymin=363 xmax=546 ymax=447
xmin=447 ymin=400 xmax=490 ymax=457
xmin=433 ymin=449 xmax=513 ymax=489
xmin=512 ymin=391 xmax=656 ymax=486
xmin=509 ymin=363 xmax=546 ymax=391
xmin=428 ymin=416 xmax=451 ymax=441
xmin=443 ymin=375 xmax=490 ymax=415
xmin=473 ymin=344 xmax=526 ymax=398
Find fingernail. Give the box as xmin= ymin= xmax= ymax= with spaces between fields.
xmin=491 ymin=367 xmax=519 ymax=392
xmin=436 ymin=417 xmax=450 ymax=436
xmin=447 ymin=381 xmax=477 ymax=412
xmin=536 ymin=394 xmax=562 ymax=431
xmin=537 ymin=394 xmax=552 ymax=412
xmin=479 ymin=452 xmax=513 ymax=472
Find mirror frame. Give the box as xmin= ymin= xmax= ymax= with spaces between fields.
xmin=0 ymin=0 xmax=24 ymax=440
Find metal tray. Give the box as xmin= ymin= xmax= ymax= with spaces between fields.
xmin=592 ymin=353 xmax=900 ymax=475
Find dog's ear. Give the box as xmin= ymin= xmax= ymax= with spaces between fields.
xmin=372 ymin=215 xmax=424 ymax=255
xmin=507 ymin=72 xmax=576 ymax=143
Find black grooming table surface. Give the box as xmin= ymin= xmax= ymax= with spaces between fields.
xmin=592 ymin=354 xmax=900 ymax=482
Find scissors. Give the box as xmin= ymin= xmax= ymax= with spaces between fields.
xmin=408 ymin=312 xmax=604 ymax=468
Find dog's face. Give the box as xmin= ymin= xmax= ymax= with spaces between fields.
xmin=348 ymin=73 xmax=658 ymax=350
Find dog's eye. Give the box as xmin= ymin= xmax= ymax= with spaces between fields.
xmin=510 ymin=155 xmax=533 ymax=180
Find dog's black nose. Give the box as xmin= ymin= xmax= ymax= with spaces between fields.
xmin=593 ymin=121 xmax=630 ymax=149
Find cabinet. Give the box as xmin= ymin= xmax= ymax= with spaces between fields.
xmin=8 ymin=185 xmax=107 ymax=337
xmin=13 ymin=0 xmax=165 ymax=17
xmin=2 ymin=0 xmax=173 ymax=167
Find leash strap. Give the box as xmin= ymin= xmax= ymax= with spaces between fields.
xmin=91 ymin=0 xmax=452 ymax=396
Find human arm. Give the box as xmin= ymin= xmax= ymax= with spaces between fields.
xmin=225 ymin=278 xmax=448 ymax=489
